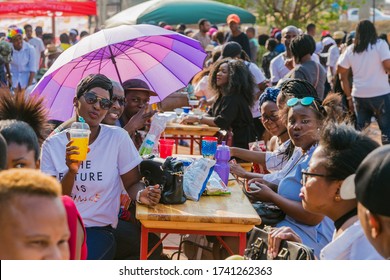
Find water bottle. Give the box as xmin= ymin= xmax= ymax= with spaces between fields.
xmin=214 ymin=141 xmax=230 ymax=185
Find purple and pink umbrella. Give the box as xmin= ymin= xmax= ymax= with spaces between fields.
xmin=31 ymin=24 xmax=206 ymax=121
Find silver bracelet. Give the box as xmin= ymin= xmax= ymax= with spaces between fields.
xmin=136 ymin=189 xmax=143 ymax=204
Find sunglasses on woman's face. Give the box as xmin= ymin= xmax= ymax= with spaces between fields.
xmin=287 ymin=97 xmax=320 ymax=111
xmin=112 ymin=95 xmax=127 ymax=106
xmin=82 ymin=91 xmax=113 ymax=110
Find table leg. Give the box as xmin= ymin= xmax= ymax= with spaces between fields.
xmin=238 ymin=232 xmax=247 ymax=255
xmin=140 ymin=224 xmax=149 ymax=260
xmin=190 ymin=136 xmax=194 ymax=154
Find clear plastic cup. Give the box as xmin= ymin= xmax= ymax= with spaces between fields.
xmin=69 ymin=122 xmax=90 ymax=161
xmin=159 ymin=139 xmax=175 ymax=158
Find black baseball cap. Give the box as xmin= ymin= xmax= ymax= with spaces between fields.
xmin=340 ymin=145 xmax=390 ymax=216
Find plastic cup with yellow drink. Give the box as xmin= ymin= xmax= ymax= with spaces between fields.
xmin=69 ymin=117 xmax=90 ymax=161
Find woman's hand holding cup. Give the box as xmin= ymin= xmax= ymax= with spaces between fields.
xmin=65 ymin=140 xmax=82 ymax=174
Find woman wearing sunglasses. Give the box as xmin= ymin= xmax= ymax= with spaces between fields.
xmin=41 ymin=74 xmax=161 ymax=260
xmin=246 ymin=80 xmax=336 ymax=257
xmin=181 ymin=59 xmax=256 ymax=150
xmin=229 ymin=87 xmax=292 ymax=180
xmin=267 ymin=123 xmax=383 ymax=259
xmin=99 ymin=81 xmax=163 ymax=260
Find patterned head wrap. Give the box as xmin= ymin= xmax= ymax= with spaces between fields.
xmin=259 ymin=87 xmax=280 ymax=107
xmin=7 ymin=27 xmax=24 ymax=41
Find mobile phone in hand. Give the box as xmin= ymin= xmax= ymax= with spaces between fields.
xmin=248 ymin=182 xmax=260 ymax=191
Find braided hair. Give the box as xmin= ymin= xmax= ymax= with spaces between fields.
xmin=354 ymin=20 xmax=378 ymax=54
xmin=278 ymin=79 xmax=322 ymax=160
xmin=279 ymin=78 xmax=319 ymax=101
xmin=279 ymin=79 xmax=325 ymax=121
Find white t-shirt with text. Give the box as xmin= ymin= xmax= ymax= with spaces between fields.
xmin=41 ymin=125 xmax=142 ymax=228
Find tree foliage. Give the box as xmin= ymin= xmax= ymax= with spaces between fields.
xmin=217 ymin=0 xmax=349 ymax=27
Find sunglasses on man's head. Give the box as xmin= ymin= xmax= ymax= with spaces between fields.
xmin=112 ymin=95 xmax=127 ymax=106
xmin=82 ymin=91 xmax=113 ymax=110
xmin=287 ymin=97 xmax=320 ymax=111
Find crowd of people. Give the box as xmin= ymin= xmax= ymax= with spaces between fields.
xmin=0 ymin=12 xmax=390 ymax=261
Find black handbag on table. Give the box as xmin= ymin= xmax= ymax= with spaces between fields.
xmin=140 ymin=156 xmax=186 ymax=204
xmin=244 ymin=226 xmax=315 ymax=260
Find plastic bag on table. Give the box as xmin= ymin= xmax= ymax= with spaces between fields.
xmin=183 ymin=158 xmax=215 ymax=201
xmin=139 ymin=113 xmax=170 ymax=156
xmin=204 ymin=171 xmax=231 ymax=196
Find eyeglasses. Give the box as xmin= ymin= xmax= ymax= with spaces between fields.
xmin=301 ymin=168 xmax=337 ymax=185
xmin=261 ymin=114 xmax=279 ymax=123
xmin=112 ymin=95 xmax=127 ymax=106
xmin=82 ymin=91 xmax=113 ymax=110
xmin=287 ymin=97 xmax=320 ymax=112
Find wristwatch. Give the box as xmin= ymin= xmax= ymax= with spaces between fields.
xmin=197 ymin=115 xmax=203 ymax=123
xmin=136 ymin=189 xmax=143 ymax=204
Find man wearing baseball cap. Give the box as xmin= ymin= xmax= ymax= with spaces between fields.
xmin=225 ymin=14 xmax=251 ymax=60
xmin=69 ymin=28 xmax=79 ymax=45
xmin=340 ymin=145 xmax=390 ymax=259
xmin=119 ymin=79 xmax=157 ymax=149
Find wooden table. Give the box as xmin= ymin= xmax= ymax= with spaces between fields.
xmin=136 ymin=180 xmax=261 ymax=259
xmin=163 ymin=123 xmax=220 ymax=154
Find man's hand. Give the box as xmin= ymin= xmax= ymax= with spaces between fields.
xmin=123 ymin=104 xmax=156 ymax=133
xmin=180 ymin=115 xmax=198 ymax=124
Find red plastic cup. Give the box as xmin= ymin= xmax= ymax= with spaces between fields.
xmin=159 ymin=139 xmax=175 ymax=158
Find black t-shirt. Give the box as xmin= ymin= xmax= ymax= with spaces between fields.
xmin=208 ymin=94 xmax=255 ymax=149
xmin=225 ymin=32 xmax=252 ymax=60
